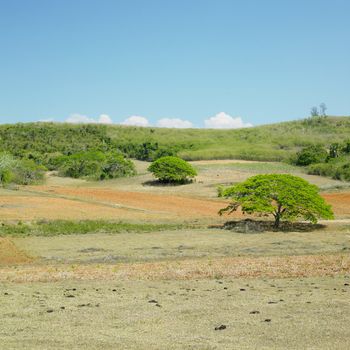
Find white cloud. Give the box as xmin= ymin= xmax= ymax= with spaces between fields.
xmin=38 ymin=118 xmax=55 ymax=122
xmin=121 ymin=115 xmax=150 ymax=127
xmin=204 ymin=112 xmax=252 ymax=129
xmin=98 ymin=114 xmax=113 ymax=124
xmin=65 ymin=113 xmax=113 ymax=124
xmin=156 ymin=118 xmax=193 ymax=128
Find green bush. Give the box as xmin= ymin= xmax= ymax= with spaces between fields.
xmin=148 ymin=156 xmax=197 ymax=183
xmin=308 ymin=159 xmax=350 ymax=181
xmin=0 ymin=153 xmax=45 ymax=185
xmin=58 ymin=151 xmax=136 ymax=180
xmin=294 ymin=145 xmax=328 ymax=166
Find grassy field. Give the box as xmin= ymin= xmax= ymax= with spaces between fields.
xmin=1 ymin=159 xmax=350 ymax=349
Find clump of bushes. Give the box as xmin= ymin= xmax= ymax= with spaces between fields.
xmin=148 ymin=156 xmax=197 ymax=183
xmin=57 ymin=150 xmax=136 ymax=180
xmin=292 ymin=141 xmax=350 ymax=181
xmin=0 ymin=153 xmax=45 ymax=186
xmin=307 ymin=158 xmax=350 ymax=181
xmin=294 ymin=145 xmax=328 ymax=166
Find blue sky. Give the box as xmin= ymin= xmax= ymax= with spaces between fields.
xmin=0 ymin=0 xmax=349 ymax=128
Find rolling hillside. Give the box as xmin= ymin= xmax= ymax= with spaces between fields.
xmin=0 ymin=116 xmax=349 ymax=162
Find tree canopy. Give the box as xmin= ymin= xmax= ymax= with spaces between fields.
xmin=218 ymin=174 xmax=334 ymax=228
xmin=148 ymin=156 xmax=197 ymax=183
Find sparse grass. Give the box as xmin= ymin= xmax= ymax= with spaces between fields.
xmin=0 ymin=220 xmax=188 ymax=237
xmin=1 ymin=276 xmax=350 ymax=349
xmin=10 ymin=226 xmax=350 ymax=265
xmin=195 ymin=161 xmax=302 ymax=174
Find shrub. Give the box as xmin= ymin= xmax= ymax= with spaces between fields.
xmin=0 ymin=153 xmax=45 ymax=185
xmin=58 ymin=151 xmax=136 ymax=180
xmin=294 ymin=145 xmax=328 ymax=166
xmin=148 ymin=156 xmax=197 ymax=183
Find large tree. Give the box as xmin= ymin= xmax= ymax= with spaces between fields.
xmin=218 ymin=174 xmax=334 ymax=228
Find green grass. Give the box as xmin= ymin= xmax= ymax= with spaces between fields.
xmin=0 ymin=220 xmax=188 ymax=237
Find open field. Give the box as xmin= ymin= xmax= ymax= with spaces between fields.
xmin=1 ymin=276 xmax=350 ymax=350
xmin=1 ymin=159 xmax=350 ymax=349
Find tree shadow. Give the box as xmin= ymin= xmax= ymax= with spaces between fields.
xmin=142 ymin=179 xmax=193 ymax=187
xmin=215 ymin=219 xmax=326 ymax=233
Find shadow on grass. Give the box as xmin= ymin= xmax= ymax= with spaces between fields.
xmin=210 ymin=219 xmax=326 ymax=233
xmin=142 ymin=179 xmax=193 ymax=187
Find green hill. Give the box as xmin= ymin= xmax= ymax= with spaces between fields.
xmin=1 ymin=116 xmax=350 ymax=162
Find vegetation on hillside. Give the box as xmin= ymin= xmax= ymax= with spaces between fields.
xmin=219 ymin=174 xmax=334 ymax=228
xmin=291 ymin=139 xmax=350 ymax=181
xmin=0 ymin=116 xmax=349 ymax=163
xmin=0 ymin=153 xmax=45 ymax=186
xmin=0 ymin=116 xmax=350 ymax=182
xmin=56 ymin=151 xmax=136 ymax=180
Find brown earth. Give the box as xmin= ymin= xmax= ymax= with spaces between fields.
xmin=1 ymin=185 xmax=349 ymax=223
xmin=322 ymin=192 xmax=350 ymax=217
xmin=0 ymin=237 xmax=32 ymax=265
xmin=20 ymin=186 xmax=232 ymax=221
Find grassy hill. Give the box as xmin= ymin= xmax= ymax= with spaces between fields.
xmin=1 ymin=116 xmax=350 ymax=162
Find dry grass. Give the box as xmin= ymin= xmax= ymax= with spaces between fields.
xmin=1 ymin=254 xmax=349 ymax=283
xmin=0 ymin=237 xmax=33 ymax=264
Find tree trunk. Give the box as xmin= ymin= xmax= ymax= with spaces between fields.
xmin=274 ymin=214 xmax=280 ymax=229
xmin=273 ymin=204 xmax=283 ymax=229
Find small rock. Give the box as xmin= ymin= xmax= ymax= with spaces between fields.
xmin=264 ymin=319 xmax=271 ymax=322
xmin=240 ymin=288 xmax=246 ymax=291
xmin=250 ymin=311 xmax=260 ymax=314
xmin=148 ymin=299 xmax=158 ymax=303
xmin=214 ymin=324 xmax=227 ymax=331
xmin=46 ymin=309 xmax=54 ymax=313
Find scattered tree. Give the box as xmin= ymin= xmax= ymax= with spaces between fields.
xmin=310 ymin=106 xmax=319 ymax=117
xmin=218 ymin=174 xmax=334 ymax=228
xmin=148 ymin=156 xmax=197 ymax=183
xmin=319 ymin=103 xmax=327 ymax=117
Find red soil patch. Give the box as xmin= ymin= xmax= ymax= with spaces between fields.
xmin=0 ymin=238 xmax=32 ymax=265
xmin=0 ymin=195 xmax=167 ymax=221
xmin=322 ymin=193 xmax=350 ymax=217
xmin=29 ymin=186 xmax=232 ymax=220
